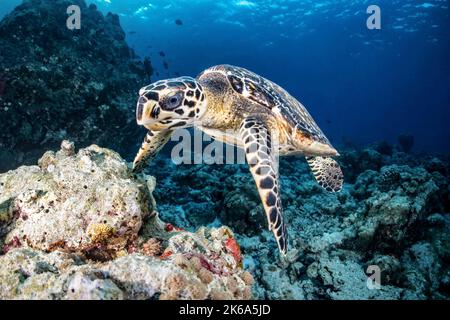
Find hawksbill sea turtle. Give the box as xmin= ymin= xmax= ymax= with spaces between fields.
xmin=132 ymin=64 xmax=344 ymax=255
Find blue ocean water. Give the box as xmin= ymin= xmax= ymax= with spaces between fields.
xmin=0 ymin=0 xmax=449 ymax=153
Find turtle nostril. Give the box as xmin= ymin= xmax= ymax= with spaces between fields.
xmin=151 ymin=106 xmax=160 ymax=119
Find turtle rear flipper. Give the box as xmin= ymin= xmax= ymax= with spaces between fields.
xmin=306 ymin=156 xmax=344 ymax=192
xmin=239 ymin=116 xmax=288 ymax=255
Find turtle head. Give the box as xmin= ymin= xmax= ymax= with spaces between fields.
xmin=136 ymin=77 xmax=207 ymax=131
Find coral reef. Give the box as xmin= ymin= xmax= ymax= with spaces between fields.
xmin=398 ymin=134 xmax=415 ymax=153
xmin=0 ymin=141 xmax=448 ymax=300
xmin=0 ymin=0 xmax=150 ymax=172
xmin=0 ymin=142 xmax=253 ymax=300
xmin=0 ymin=141 xmax=153 ymax=260
xmin=0 ymin=0 xmax=448 ymax=301
xmin=150 ymin=146 xmax=450 ymax=300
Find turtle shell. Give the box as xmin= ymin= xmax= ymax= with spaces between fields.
xmin=200 ymin=64 xmax=330 ymax=145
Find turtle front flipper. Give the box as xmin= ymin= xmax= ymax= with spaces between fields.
xmin=239 ymin=116 xmax=288 ymax=255
xmin=306 ymin=156 xmax=344 ymax=192
xmin=132 ymin=130 xmax=172 ymax=172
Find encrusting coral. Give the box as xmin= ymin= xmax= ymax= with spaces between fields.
xmin=0 ymin=144 xmax=449 ymax=300
xmin=150 ymin=143 xmax=450 ymax=300
xmin=0 ymin=141 xmax=253 ymax=300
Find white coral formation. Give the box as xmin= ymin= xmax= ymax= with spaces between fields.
xmin=0 ymin=142 xmax=253 ymax=300
xmin=0 ymin=141 xmax=153 ymax=253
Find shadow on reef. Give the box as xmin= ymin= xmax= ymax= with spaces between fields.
xmin=149 ymin=144 xmax=450 ymax=299
xmin=0 ymin=0 xmax=151 ymax=172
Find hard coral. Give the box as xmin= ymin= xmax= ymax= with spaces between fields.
xmin=0 ymin=141 xmax=155 ymax=257
xmin=141 ymin=238 xmax=162 ymax=256
xmin=87 ymin=223 xmax=115 ymax=243
xmin=0 ymin=0 xmax=150 ymax=172
xmin=152 ymin=144 xmax=450 ymax=300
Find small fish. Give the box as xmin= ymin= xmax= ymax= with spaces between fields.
xmin=163 ymin=61 xmax=169 ymax=70
xmin=174 ymin=72 xmax=180 ymax=77
xmin=129 ymin=31 xmax=137 ymax=34
xmin=159 ymin=51 xmax=166 ymax=57
xmin=175 ymin=19 xmax=183 ymax=26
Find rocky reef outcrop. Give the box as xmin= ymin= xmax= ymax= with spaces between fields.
xmin=0 ymin=142 xmax=253 ymax=300
xmin=0 ymin=0 xmax=151 ymax=172
xmin=151 ymin=146 xmax=450 ymax=300
xmin=0 ymin=0 xmax=448 ymax=301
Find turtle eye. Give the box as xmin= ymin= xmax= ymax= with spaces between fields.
xmin=165 ymin=92 xmax=183 ymax=110
xmin=169 ymin=96 xmax=179 ymax=105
